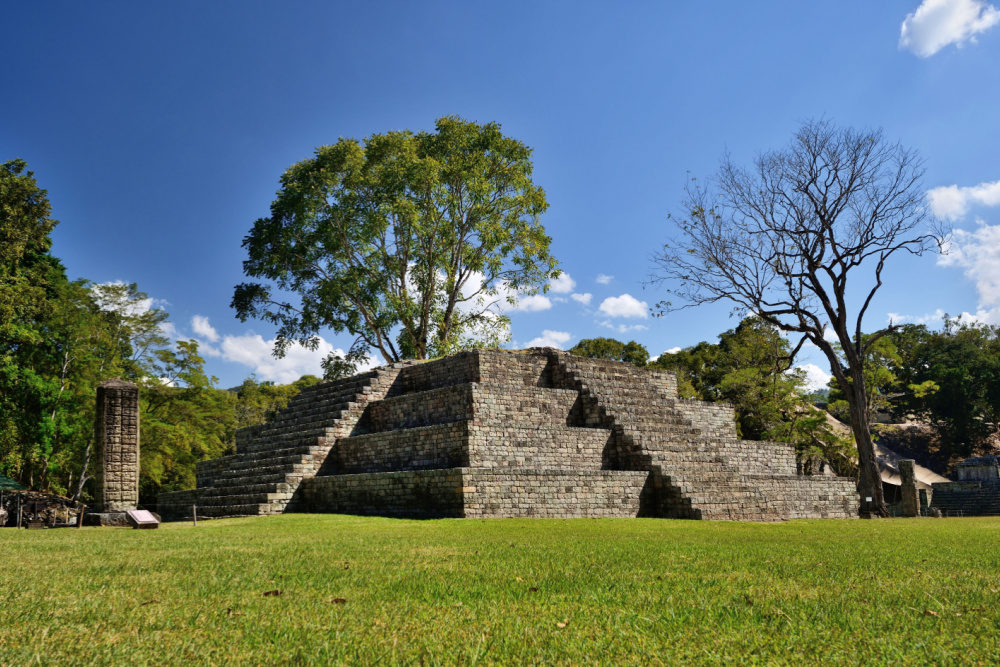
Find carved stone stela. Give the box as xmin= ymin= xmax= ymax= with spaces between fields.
xmin=94 ymin=379 xmax=140 ymax=513
xmin=899 ymin=459 xmax=920 ymax=517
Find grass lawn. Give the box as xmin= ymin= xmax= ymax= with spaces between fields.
xmin=2 ymin=515 xmax=1000 ymax=666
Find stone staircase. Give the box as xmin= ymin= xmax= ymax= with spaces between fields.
xmin=931 ymin=481 xmax=1000 ymax=516
xmin=157 ymin=365 xmax=409 ymax=519
xmin=159 ymin=349 xmax=857 ymax=521
xmin=553 ymin=354 xmax=854 ymax=521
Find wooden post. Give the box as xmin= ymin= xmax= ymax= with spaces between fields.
xmin=17 ymin=496 xmax=22 ymax=529
xmin=77 ymin=504 xmax=86 ymax=529
xmin=899 ymin=460 xmax=920 ymax=518
xmin=193 ymin=504 xmax=197 ymax=526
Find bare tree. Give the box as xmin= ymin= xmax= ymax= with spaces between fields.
xmin=650 ymin=120 xmax=947 ymax=517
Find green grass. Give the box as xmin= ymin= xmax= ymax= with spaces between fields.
xmin=2 ymin=515 xmax=1000 ymax=666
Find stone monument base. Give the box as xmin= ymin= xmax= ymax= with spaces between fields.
xmin=83 ymin=512 xmax=130 ymax=527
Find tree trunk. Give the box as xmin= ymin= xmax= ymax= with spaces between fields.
xmin=72 ymin=439 xmax=93 ymax=503
xmin=849 ymin=377 xmax=887 ymax=517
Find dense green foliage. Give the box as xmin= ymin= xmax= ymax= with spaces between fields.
xmin=233 ymin=116 xmax=559 ymax=369
xmin=818 ymin=318 xmax=1000 ymax=468
xmin=567 ymin=337 xmax=649 ymax=367
xmin=652 ymin=318 xmax=855 ymax=474
xmin=828 ymin=318 xmax=1000 ymax=467
xmin=4 ymin=514 xmax=1000 ymax=665
xmin=826 ymin=335 xmax=903 ymax=426
xmin=232 ymin=375 xmax=320 ymax=430
xmin=891 ymin=319 xmax=1000 ymax=461
xmin=0 ymin=159 xmax=322 ymax=505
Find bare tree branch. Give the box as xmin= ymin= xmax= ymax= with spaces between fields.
xmin=648 ymin=120 xmax=950 ymax=517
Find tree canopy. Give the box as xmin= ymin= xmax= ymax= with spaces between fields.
xmin=650 ymin=121 xmax=947 ymax=515
xmin=652 ymin=317 xmax=854 ymax=474
xmin=567 ymin=337 xmax=649 ymax=367
xmin=233 ymin=116 xmax=559 ymax=369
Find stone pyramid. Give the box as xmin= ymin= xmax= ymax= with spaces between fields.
xmin=158 ymin=349 xmax=858 ymax=521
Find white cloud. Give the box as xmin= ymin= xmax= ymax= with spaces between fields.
xmin=598 ymin=293 xmax=649 ymax=319
xmin=158 ymin=321 xmax=185 ymax=341
xmin=938 ymin=221 xmax=1000 ymax=305
xmin=900 ymin=0 xmax=1000 ymax=57
xmin=661 ymin=347 xmax=682 ymax=355
xmin=514 ymin=294 xmax=553 ymax=312
xmin=191 ymin=315 xmax=220 ymax=342
xmin=523 ymin=330 xmax=573 ymax=349
xmin=887 ymin=309 xmax=948 ymax=326
xmin=92 ymin=281 xmax=165 ymax=317
xmin=927 ymin=178 xmax=1000 ymax=220
xmin=595 ymin=274 xmax=614 ymax=285
xmin=459 ymin=271 xmax=552 ymax=315
xmin=597 ymin=320 xmax=650 ymax=334
xmin=219 ymin=333 xmax=380 ymax=384
xmin=571 ymin=292 xmax=593 ymax=305
xmin=549 ymin=272 xmax=576 ymax=294
xmin=796 ymin=364 xmax=832 ymax=392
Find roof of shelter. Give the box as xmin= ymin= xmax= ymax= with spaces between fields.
xmin=0 ymin=473 xmax=26 ymax=490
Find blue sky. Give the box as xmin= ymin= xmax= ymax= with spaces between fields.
xmin=3 ymin=1 xmax=1000 ymax=388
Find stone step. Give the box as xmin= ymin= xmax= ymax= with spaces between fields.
xmin=198 ymin=482 xmax=294 ymax=498
xmin=240 ymin=412 xmax=347 ymax=440
xmin=194 ymin=502 xmax=287 ymax=518
xmin=212 ymin=463 xmax=311 ymax=484
xmin=196 ymin=490 xmax=294 ymax=506
xmin=239 ymin=427 xmax=339 ymax=451
xmin=210 ymin=449 xmax=328 ymax=475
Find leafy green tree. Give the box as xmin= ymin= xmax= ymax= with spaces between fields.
xmin=233 ymin=374 xmax=320 ymax=430
xmin=567 ymin=337 xmax=649 ymax=367
xmin=0 ymin=159 xmax=59 ymax=328
xmin=233 ymin=116 xmax=558 ymax=367
xmin=138 ymin=340 xmax=236 ymax=503
xmin=0 ymin=159 xmax=241 ymax=503
xmin=653 ymin=317 xmax=854 ymax=473
xmin=826 ymin=335 xmax=903 ymax=426
xmin=0 ymin=159 xmax=66 ymax=489
xmin=891 ymin=318 xmax=1000 ymax=461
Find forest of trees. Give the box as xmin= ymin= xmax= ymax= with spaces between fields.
xmin=0 ymin=159 xmax=324 ymax=505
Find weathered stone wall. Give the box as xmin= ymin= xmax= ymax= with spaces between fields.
xmin=389 ymin=354 xmax=479 ymax=396
xmin=748 ymin=476 xmax=859 ymax=520
xmin=301 ymin=469 xmax=466 ymax=518
xmin=336 ymin=423 xmax=470 ymax=474
xmin=467 ymin=427 xmax=611 ymax=469
xmin=300 ymin=468 xmax=650 ymax=519
xmin=673 ymin=401 xmax=738 ymax=440
xmin=714 ymin=441 xmax=798 ymax=476
xmin=957 ymin=456 xmax=1000 ymax=481
xmin=932 ymin=480 xmax=1000 ymax=516
xmin=472 ymin=384 xmax=584 ymax=427
xmin=156 ymin=489 xmax=200 ymax=520
xmin=368 ymin=384 xmax=474 ymax=432
xmin=461 ymin=469 xmax=649 ymax=518
xmin=94 ymin=379 xmax=139 ymax=512
xmin=478 ymin=349 xmax=554 ymax=388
